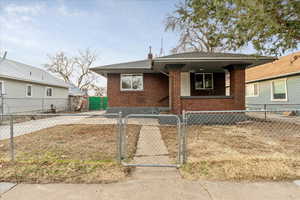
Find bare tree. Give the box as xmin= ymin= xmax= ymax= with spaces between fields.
xmin=45 ymin=49 xmax=103 ymax=94
xmin=89 ymin=84 xmax=106 ymax=96
xmin=165 ymin=1 xmax=228 ymax=53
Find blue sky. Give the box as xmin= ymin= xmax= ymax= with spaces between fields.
xmin=1 ymin=0 xmax=298 ymax=87
xmin=0 ymin=0 xmax=182 ymax=67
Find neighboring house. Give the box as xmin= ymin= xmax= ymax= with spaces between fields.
xmin=0 ymin=58 xmax=69 ymax=114
xmin=246 ymin=51 xmax=300 ymax=110
xmin=91 ymin=51 xmax=275 ymax=115
xmin=68 ymin=83 xmax=86 ymax=96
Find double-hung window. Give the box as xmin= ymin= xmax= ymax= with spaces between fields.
xmin=271 ymin=79 xmax=287 ymax=101
xmin=121 ymin=74 xmax=143 ymax=91
xmin=46 ymin=87 xmax=53 ymax=97
xmin=26 ymin=85 xmax=32 ymax=97
xmin=0 ymin=81 xmax=4 ymax=96
xmin=195 ymin=73 xmax=213 ymax=90
xmin=246 ymin=83 xmax=259 ymax=97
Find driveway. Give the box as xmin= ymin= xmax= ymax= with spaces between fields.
xmin=0 ymin=111 xmax=105 ymax=140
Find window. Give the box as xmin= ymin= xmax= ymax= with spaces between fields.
xmin=46 ymin=87 xmax=53 ymax=97
xmin=26 ymin=85 xmax=32 ymax=97
xmin=271 ymin=79 xmax=287 ymax=101
xmin=225 ymin=70 xmax=230 ymax=96
xmin=246 ymin=83 xmax=259 ymax=97
xmin=0 ymin=81 xmax=4 ymax=96
xmin=120 ymin=74 xmax=143 ymax=91
xmin=195 ymin=73 xmax=213 ymax=89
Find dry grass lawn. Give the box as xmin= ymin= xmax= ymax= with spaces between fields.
xmin=160 ymin=121 xmax=300 ymax=181
xmin=0 ymin=124 xmax=141 ymax=183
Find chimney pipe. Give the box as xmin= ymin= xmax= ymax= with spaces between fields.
xmin=147 ymin=46 xmax=153 ymax=60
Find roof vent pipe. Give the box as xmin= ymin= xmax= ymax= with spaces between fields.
xmin=2 ymin=51 xmax=7 ymax=60
xmin=147 ymin=46 xmax=153 ymax=60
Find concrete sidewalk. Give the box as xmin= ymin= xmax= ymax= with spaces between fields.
xmin=1 ymin=180 xmax=299 ymax=200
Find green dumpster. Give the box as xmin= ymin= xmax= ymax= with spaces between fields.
xmin=89 ymin=96 xmax=101 ymax=110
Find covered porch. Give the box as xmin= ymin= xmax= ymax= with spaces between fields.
xmin=153 ymin=54 xmax=273 ymax=114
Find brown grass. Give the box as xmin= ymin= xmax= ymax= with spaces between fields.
xmin=160 ymin=121 xmax=300 ymax=181
xmin=0 ymin=124 xmax=141 ymax=183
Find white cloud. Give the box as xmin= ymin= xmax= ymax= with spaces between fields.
xmin=0 ymin=2 xmax=45 ymax=52
xmin=2 ymin=3 xmax=44 ymax=16
xmin=57 ymin=4 xmax=84 ymax=17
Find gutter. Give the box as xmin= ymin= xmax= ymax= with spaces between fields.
xmin=154 ymin=57 xmax=277 ymax=62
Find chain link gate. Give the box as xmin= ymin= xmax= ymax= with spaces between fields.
xmin=118 ymin=114 xmax=185 ymax=168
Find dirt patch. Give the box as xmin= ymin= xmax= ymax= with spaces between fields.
xmin=0 ymin=124 xmax=141 ymax=183
xmin=160 ymin=122 xmax=300 ymax=181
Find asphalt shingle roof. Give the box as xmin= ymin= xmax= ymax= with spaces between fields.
xmin=157 ymin=51 xmax=273 ymax=59
xmin=92 ymin=60 xmax=151 ymax=70
xmin=246 ymin=51 xmax=300 ymax=82
xmin=92 ymin=51 xmax=276 ymax=71
xmin=0 ymin=59 xmax=68 ymax=88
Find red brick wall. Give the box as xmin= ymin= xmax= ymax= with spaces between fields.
xmin=169 ymin=69 xmax=182 ymax=114
xmin=107 ymin=73 xmax=169 ymax=107
xmin=181 ymin=67 xmax=245 ymax=112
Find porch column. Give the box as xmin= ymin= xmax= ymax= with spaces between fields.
xmin=169 ymin=68 xmax=182 ymax=114
xmin=229 ymin=65 xmax=246 ymax=110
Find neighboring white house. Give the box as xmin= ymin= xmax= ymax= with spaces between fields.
xmin=246 ymin=51 xmax=300 ymax=112
xmin=0 ymin=58 xmax=69 ymax=114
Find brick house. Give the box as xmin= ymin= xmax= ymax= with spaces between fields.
xmin=92 ymin=52 xmax=275 ymax=114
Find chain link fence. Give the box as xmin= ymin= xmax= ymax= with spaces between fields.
xmin=181 ymin=110 xmax=300 ymax=181
xmin=1 ymin=110 xmax=299 ymax=182
xmin=0 ymin=113 xmax=138 ymax=183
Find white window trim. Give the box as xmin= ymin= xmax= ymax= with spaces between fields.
xmin=270 ymin=78 xmax=288 ymax=102
xmin=195 ymin=73 xmax=214 ymax=90
xmin=45 ymin=87 xmax=53 ymax=97
xmin=26 ymin=84 xmax=32 ymax=97
xmin=120 ymin=74 xmax=144 ymax=91
xmin=246 ymin=83 xmax=259 ymax=97
xmin=0 ymin=80 xmax=4 ymax=96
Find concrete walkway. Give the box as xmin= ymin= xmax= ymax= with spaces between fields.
xmin=129 ymin=124 xmax=180 ymax=179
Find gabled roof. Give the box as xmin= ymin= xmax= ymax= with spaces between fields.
xmin=246 ymin=51 xmax=300 ymax=83
xmin=0 ymin=59 xmax=68 ymax=88
xmin=91 ymin=51 xmax=276 ymax=74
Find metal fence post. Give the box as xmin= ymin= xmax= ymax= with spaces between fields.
xmin=117 ymin=112 xmax=122 ymax=164
xmin=182 ymin=110 xmax=187 ymax=164
xmin=177 ymin=114 xmax=181 ymax=165
xmin=122 ymin=114 xmax=127 ymax=161
xmin=264 ymin=104 xmax=267 ymax=121
xmin=9 ymin=115 xmax=15 ymax=161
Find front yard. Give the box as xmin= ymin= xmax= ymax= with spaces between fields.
xmin=160 ymin=121 xmax=300 ymax=181
xmin=0 ymin=124 xmax=141 ymax=183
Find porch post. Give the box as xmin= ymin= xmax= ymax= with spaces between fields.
xmin=169 ymin=68 xmax=182 ymax=114
xmin=229 ymin=65 xmax=246 ymax=110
